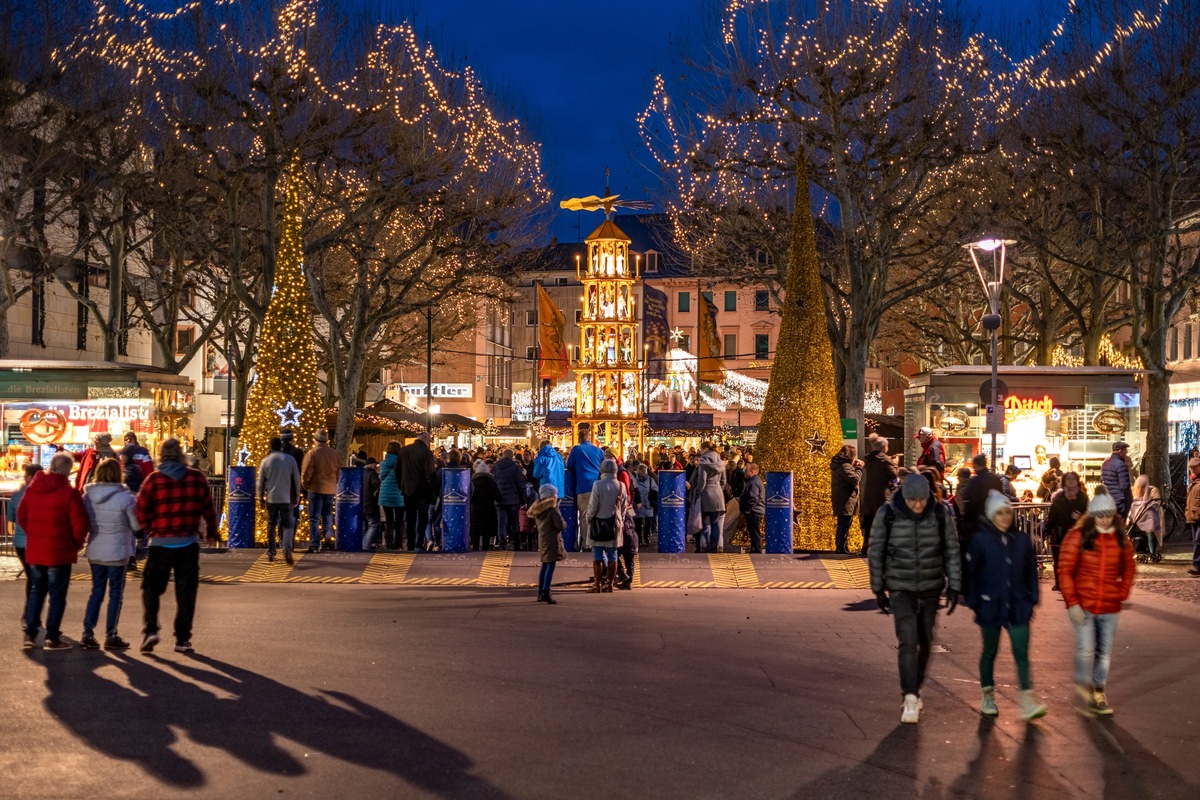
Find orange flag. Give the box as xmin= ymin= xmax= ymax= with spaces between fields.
xmin=697 ymin=293 xmax=726 ymax=383
xmin=537 ymin=284 xmax=570 ymax=381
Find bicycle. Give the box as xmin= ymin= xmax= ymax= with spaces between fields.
xmin=1159 ymin=487 xmax=1188 ymax=543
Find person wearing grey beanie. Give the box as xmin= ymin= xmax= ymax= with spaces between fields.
xmin=868 ymin=459 xmax=961 ymax=725
xmin=528 ymin=482 xmax=566 ymax=603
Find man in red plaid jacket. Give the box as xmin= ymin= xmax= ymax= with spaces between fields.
xmin=135 ymin=438 xmax=218 ymax=654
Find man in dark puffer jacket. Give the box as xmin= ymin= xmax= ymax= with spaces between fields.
xmin=868 ymin=472 xmax=961 ymax=725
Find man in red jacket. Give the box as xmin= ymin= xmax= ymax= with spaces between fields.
xmin=18 ymin=452 xmax=90 ymax=650
xmin=136 ymin=438 xmax=218 ymax=654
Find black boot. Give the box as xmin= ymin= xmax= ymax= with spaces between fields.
xmin=544 ymin=590 xmax=557 ymax=605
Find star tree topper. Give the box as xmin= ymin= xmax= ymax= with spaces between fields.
xmin=805 ymin=430 xmax=827 ymax=456
xmin=275 ymin=401 xmax=303 ymax=427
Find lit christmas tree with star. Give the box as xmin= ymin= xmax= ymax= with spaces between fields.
xmin=754 ymin=144 xmax=843 ymax=551
xmin=229 ymin=156 xmax=326 ymax=537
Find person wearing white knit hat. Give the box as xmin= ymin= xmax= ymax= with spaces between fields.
xmin=965 ymin=490 xmax=1047 ymax=721
xmin=1058 ymin=485 xmax=1137 ymax=715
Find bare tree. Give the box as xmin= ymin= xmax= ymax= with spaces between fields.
xmin=641 ymin=0 xmax=994 ymax=441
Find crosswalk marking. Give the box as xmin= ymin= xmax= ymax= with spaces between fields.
xmin=477 ymin=551 xmax=513 ymax=586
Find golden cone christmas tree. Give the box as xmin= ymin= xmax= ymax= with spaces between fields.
xmin=226 ymin=156 xmax=325 ymax=541
xmin=754 ymin=143 xmax=842 ymax=550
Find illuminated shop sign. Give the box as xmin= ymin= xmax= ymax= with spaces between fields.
xmin=397 ymin=383 xmax=473 ymax=399
xmin=1004 ymin=395 xmax=1060 ymax=423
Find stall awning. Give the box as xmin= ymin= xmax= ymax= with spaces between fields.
xmin=647 ymin=413 xmax=714 ymax=432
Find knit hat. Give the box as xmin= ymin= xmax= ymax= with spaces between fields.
xmin=984 ymin=489 xmax=1011 ymax=524
xmin=280 ymin=428 xmax=294 ymax=440
xmin=1088 ymin=485 xmax=1118 ymax=516
xmin=900 ymin=471 xmax=929 ymax=500
xmin=600 ymin=458 xmax=617 ymax=475
xmin=314 ymin=430 xmax=329 ymax=443
xmin=472 ymin=459 xmax=489 ymax=474
xmin=538 ymin=484 xmax=558 ymax=500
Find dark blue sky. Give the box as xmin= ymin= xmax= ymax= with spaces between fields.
xmin=398 ymin=0 xmax=1055 ymax=242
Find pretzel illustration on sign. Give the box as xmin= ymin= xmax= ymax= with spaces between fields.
xmin=19 ymin=408 xmax=68 ymax=445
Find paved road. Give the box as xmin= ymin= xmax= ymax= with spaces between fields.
xmin=2 ymin=579 xmax=1198 ymax=799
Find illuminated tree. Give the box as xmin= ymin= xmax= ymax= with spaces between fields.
xmin=240 ymin=157 xmax=325 ymax=471
xmin=754 ymin=144 xmax=843 ymax=550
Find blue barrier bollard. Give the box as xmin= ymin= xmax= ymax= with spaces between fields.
xmin=441 ymin=467 xmax=470 ymax=553
xmin=656 ymin=470 xmax=687 ymax=553
xmin=226 ymin=466 xmax=256 ymax=549
xmin=560 ymin=493 xmax=578 ymax=552
xmin=765 ymin=471 xmax=794 ymax=554
xmin=335 ymin=466 xmax=363 ymax=552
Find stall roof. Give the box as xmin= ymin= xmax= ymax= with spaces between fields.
xmin=647 ymin=412 xmax=714 ymax=431
xmin=917 ymin=365 xmax=1141 ymax=380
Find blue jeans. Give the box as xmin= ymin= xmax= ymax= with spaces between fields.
xmin=308 ymin=492 xmax=333 ymax=546
xmin=701 ymin=511 xmax=722 ymax=552
xmin=1192 ymin=523 xmax=1200 ymax=569
xmin=591 ymin=546 xmax=617 ymax=563
xmin=266 ymin=503 xmax=295 ymax=556
xmin=835 ymin=515 xmax=853 ymax=553
xmin=25 ymin=564 xmax=72 ymax=641
xmin=1075 ymin=611 xmax=1120 ymax=688
xmin=538 ymin=562 xmax=556 ymax=593
xmin=83 ymin=563 xmax=127 ymax=638
xmin=362 ymin=514 xmax=381 ymax=550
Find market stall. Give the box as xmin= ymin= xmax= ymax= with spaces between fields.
xmin=904 ymin=366 xmax=1142 ymax=492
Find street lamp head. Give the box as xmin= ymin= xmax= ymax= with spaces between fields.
xmin=965 ymin=238 xmax=1015 ymax=252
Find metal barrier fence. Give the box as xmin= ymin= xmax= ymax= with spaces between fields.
xmin=1 ymin=478 xmax=226 ymax=557
xmin=1013 ymin=502 xmax=1053 ymax=565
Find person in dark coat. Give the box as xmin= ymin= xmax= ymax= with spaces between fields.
xmin=492 ymin=448 xmax=530 ymax=550
xmin=469 ymin=460 xmax=499 ymax=551
xmin=830 ymin=445 xmax=863 ymax=554
xmin=739 ymin=463 xmax=766 ymax=553
xmin=397 ymin=432 xmax=438 ymax=551
xmin=965 ymin=490 xmax=1047 ymax=721
xmin=860 ymin=436 xmax=899 ymax=554
xmin=961 ymin=454 xmax=1003 ymax=587
xmin=1101 ymin=441 xmax=1133 ymax=517
xmin=361 ymin=457 xmax=381 ymax=551
xmin=1044 ymin=471 xmax=1088 ymax=590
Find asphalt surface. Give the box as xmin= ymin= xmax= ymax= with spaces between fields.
xmin=2 ymin=577 xmax=1199 ymax=799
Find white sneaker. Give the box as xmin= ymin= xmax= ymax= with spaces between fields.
xmin=901 ymin=693 xmax=921 ymax=724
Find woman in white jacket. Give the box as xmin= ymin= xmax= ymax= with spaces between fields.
xmin=80 ymin=458 xmax=138 ymax=650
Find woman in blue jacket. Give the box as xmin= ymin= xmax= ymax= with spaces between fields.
xmin=378 ymin=442 xmax=405 ymax=550
xmin=966 ymin=490 xmax=1047 ymax=721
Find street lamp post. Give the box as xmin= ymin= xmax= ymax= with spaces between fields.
xmin=965 ymin=239 xmax=1014 ymax=469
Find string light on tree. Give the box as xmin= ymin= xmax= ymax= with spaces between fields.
xmin=227 ymin=155 xmax=326 ymax=541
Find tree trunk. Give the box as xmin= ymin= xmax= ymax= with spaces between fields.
xmin=1145 ymin=369 xmax=1170 ymax=490
xmin=333 ymin=336 xmax=367 ymax=463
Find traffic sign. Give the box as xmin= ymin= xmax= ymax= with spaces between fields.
xmin=984 ymin=404 xmax=1006 ymax=435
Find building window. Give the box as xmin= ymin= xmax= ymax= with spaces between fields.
xmin=724 ymin=291 xmax=737 ymax=312
xmin=678 ymin=292 xmax=690 ymax=313
xmin=526 ymin=346 xmax=536 ymax=361
xmin=644 ymin=252 xmax=659 ymax=273
xmin=723 ymin=334 xmax=737 ymax=359
xmin=1170 ymin=327 xmax=1179 ymax=361
xmin=525 ymin=310 xmax=536 ymax=326
xmin=176 ymin=326 xmax=196 ymax=354
xmin=754 ymin=334 xmax=769 ymax=360
xmin=702 ymin=291 xmax=713 ymax=304
xmin=754 ymin=290 xmax=769 ymax=312
xmin=554 ymin=277 xmax=568 ymax=286
xmin=572 ymin=346 xmax=581 ymax=362
xmin=1186 ymin=325 xmax=1194 ymax=361
xmin=680 ymin=334 xmax=691 ymax=352
xmin=574 ymin=309 xmax=582 ymax=324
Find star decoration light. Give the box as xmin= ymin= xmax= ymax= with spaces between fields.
xmin=275 ymin=401 xmax=303 ymax=427
xmin=236 ymin=445 xmax=251 ymax=466
xmin=805 ymin=430 xmax=827 ymax=456
xmin=670 ymin=327 xmax=684 ymax=344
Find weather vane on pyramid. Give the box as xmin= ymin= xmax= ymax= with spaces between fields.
xmin=559 ymin=167 xmax=652 ymax=220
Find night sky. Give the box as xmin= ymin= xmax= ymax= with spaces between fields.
xmin=396 ymin=0 xmax=1056 ymax=242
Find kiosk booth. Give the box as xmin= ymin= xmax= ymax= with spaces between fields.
xmin=904 ymin=366 xmax=1142 ymax=492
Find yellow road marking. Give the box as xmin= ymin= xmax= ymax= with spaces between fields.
xmin=817 ymin=556 xmax=871 ymax=589
xmin=477 ymin=551 xmax=513 ymax=586
xmin=242 ymin=552 xmax=303 ymax=583
xmin=360 ymin=551 xmax=416 ymax=584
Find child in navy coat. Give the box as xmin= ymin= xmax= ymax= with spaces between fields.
xmin=966 ymin=490 xmax=1048 ymax=721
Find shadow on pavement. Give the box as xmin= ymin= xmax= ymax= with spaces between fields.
xmin=841 ymin=598 xmax=881 ymax=612
xmin=1084 ymin=717 xmax=1198 ymax=800
xmin=31 ymin=650 xmax=513 ymax=798
xmin=786 ymin=724 xmax=927 ymax=799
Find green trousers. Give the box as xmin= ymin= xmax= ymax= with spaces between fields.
xmin=980 ymin=624 xmax=1032 ymax=690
